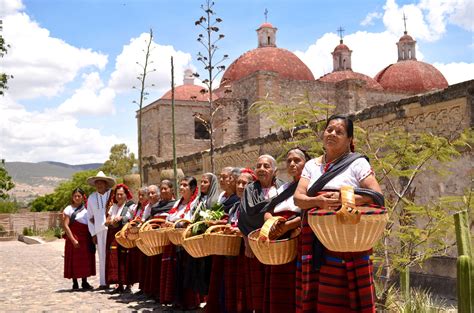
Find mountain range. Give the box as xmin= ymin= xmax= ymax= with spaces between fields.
xmin=4 ymin=161 xmax=102 ymax=203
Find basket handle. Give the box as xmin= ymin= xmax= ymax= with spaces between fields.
xmin=140 ymin=218 xmax=167 ymax=231
xmin=183 ymin=221 xmax=207 ymax=240
xmin=204 ymin=224 xmax=231 ymax=234
xmin=259 ymin=216 xmax=286 ymax=240
xmin=172 ymin=218 xmax=192 ymax=229
xmin=336 ymin=206 xmax=361 ymax=224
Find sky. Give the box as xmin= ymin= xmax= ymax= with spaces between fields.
xmin=1 ymin=0 xmax=473 ymax=164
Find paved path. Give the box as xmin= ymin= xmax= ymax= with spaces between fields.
xmin=0 ymin=240 xmax=201 ymax=312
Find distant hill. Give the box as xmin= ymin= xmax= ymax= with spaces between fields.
xmin=5 ymin=162 xmax=102 ymax=185
xmin=4 ymin=161 xmax=103 ymax=203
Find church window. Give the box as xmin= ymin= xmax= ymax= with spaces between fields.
xmin=408 ymin=49 xmax=412 ymax=59
xmin=267 ymin=36 xmax=271 ymax=45
xmin=195 ymin=118 xmax=210 ymax=140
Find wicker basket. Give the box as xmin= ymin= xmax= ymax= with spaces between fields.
xmin=182 ymin=221 xmax=209 ymax=258
xmin=248 ymin=217 xmax=300 ymax=265
xmin=308 ymin=205 xmax=388 ymax=252
xmin=167 ymin=219 xmax=192 ymax=246
xmin=135 ymin=238 xmax=163 ymax=256
xmin=139 ymin=218 xmax=171 ymax=247
xmin=115 ymin=225 xmax=136 ymax=249
xmin=205 ymin=225 xmax=242 ymax=256
xmin=123 ymin=221 xmax=141 ymax=240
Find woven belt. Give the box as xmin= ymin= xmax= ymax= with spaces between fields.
xmin=324 ymin=254 xmax=371 ymax=264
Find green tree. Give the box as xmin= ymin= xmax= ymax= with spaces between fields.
xmin=101 ymin=143 xmax=136 ymax=178
xmin=30 ymin=169 xmax=97 ymax=212
xmin=0 ymin=163 xmax=15 ymax=200
xmin=1 ymin=20 xmax=13 ymax=95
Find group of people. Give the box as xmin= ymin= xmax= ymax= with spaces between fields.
xmin=62 ymin=114 xmax=383 ymax=313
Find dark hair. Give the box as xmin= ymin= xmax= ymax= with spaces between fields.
xmin=180 ymin=176 xmax=198 ymax=194
xmin=286 ymin=147 xmax=312 ymax=161
xmin=325 ymin=114 xmax=355 ymax=152
xmin=71 ymin=187 xmax=86 ymax=205
xmin=160 ymin=179 xmax=174 ymax=190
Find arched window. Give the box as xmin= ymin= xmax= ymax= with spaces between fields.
xmin=195 ymin=118 xmax=210 ymax=140
xmin=408 ymin=49 xmax=412 ymax=59
xmin=267 ymin=36 xmax=271 ymax=45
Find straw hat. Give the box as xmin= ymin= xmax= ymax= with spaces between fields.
xmin=86 ymin=171 xmax=116 ymax=188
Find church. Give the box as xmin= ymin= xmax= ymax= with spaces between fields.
xmin=138 ymin=19 xmax=450 ymax=168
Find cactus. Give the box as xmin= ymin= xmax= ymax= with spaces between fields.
xmin=454 ymin=210 xmax=473 ymax=313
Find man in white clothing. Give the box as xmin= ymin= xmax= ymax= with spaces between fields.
xmin=86 ymin=171 xmax=115 ymax=289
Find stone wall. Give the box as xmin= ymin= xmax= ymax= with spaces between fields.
xmin=0 ymin=211 xmax=63 ymax=234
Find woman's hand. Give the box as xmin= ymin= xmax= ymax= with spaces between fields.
xmin=315 ymin=192 xmax=341 ymax=210
xmin=270 ymin=221 xmax=289 ymax=239
xmin=72 ymin=239 xmax=80 ymax=248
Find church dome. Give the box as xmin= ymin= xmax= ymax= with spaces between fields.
xmin=221 ymin=47 xmax=315 ymax=84
xmin=160 ymin=84 xmax=208 ymax=102
xmin=374 ymin=60 xmax=448 ymax=94
xmin=334 ymin=43 xmax=350 ymax=52
xmin=319 ymin=70 xmax=383 ymax=90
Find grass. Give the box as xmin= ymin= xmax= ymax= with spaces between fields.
xmin=22 ymin=226 xmax=63 ymax=241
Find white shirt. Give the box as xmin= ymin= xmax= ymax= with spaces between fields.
xmin=273 ymin=182 xmax=300 ymax=214
xmin=87 ymin=190 xmax=111 ymax=236
xmin=108 ymin=202 xmax=131 ymax=221
xmin=301 ymin=156 xmax=373 ymax=191
xmin=166 ymin=198 xmax=198 ymax=222
xmin=129 ymin=203 xmax=150 ymax=222
xmin=63 ymin=205 xmax=88 ymax=225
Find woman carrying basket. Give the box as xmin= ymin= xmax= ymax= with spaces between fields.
xmin=260 ymin=148 xmax=310 ymax=313
xmin=294 ymin=115 xmax=382 ymax=313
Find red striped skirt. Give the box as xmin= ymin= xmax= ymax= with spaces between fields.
xmin=244 ymin=256 xmax=265 ymax=312
xmin=317 ymin=250 xmax=375 ymax=313
xmin=105 ymin=225 xmax=125 ymax=285
xmin=160 ymin=245 xmax=176 ymax=303
xmin=205 ymin=255 xmax=225 ymax=313
xmin=295 ymin=213 xmax=319 ymax=313
xmin=263 ymin=260 xmax=297 ymax=313
xmin=127 ymin=247 xmax=141 ymax=284
xmin=149 ymin=254 xmax=162 ymax=300
xmin=63 ymin=222 xmax=96 ymax=279
xmin=224 ymin=250 xmax=249 ymax=313
xmin=138 ymin=250 xmax=148 ymax=290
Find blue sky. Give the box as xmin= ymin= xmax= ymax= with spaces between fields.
xmin=1 ymin=0 xmax=473 ymax=164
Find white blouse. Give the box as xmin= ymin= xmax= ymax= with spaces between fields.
xmin=63 ymin=205 xmax=88 ymax=225
xmin=108 ymin=203 xmax=131 ymax=220
xmin=301 ymin=156 xmax=373 ymax=190
xmin=273 ymin=182 xmax=300 ymax=214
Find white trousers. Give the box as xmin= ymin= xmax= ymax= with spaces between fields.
xmin=96 ymin=229 xmax=108 ymax=286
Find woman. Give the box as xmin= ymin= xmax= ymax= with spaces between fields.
xmin=238 ymin=155 xmax=287 ymax=313
xmin=105 ymin=183 xmax=134 ymax=293
xmin=146 ymin=181 xmax=176 ymax=301
xmin=128 ymin=187 xmax=149 ymax=294
xmin=187 ymin=173 xmax=220 ymax=307
xmin=223 ymin=169 xmax=256 ymax=313
xmin=217 ymin=167 xmax=240 ymax=214
xmin=63 ymin=188 xmax=95 ymax=290
xmin=160 ymin=176 xmax=201 ymax=309
xmin=261 ymin=148 xmax=309 ymax=313
xmin=294 ymin=114 xmax=382 ymax=313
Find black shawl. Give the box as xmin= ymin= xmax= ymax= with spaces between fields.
xmin=237 ymin=178 xmax=288 ymax=236
xmin=149 ymin=199 xmax=175 ymax=218
xmin=221 ymin=193 xmax=240 ymax=214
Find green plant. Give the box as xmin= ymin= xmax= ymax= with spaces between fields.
xmin=0 ymin=200 xmax=19 ymax=213
xmin=454 ymin=210 xmax=473 ymax=313
xmin=191 ymin=202 xmax=225 ymax=235
xmin=394 ymin=287 xmax=448 ymax=313
xmin=22 ymin=227 xmax=33 ymax=236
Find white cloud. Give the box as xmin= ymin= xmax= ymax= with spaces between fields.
xmin=433 ymin=62 xmax=474 ymax=84
xmin=108 ymin=32 xmax=194 ymax=95
xmin=0 ymin=0 xmax=24 ymax=18
xmin=2 ymin=11 xmax=108 ymax=100
xmin=0 ymin=95 xmax=127 ymax=163
xmin=361 ymin=12 xmax=383 ymax=26
xmin=381 ymin=0 xmax=473 ymax=41
xmin=57 ymin=72 xmax=116 ymax=116
xmin=295 ymin=31 xmax=407 ymax=79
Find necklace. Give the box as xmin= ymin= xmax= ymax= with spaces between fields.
xmin=322 ymin=151 xmax=350 ymax=173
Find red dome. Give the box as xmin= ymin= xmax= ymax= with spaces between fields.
xmin=160 ymin=84 xmax=208 ymax=102
xmin=399 ymin=33 xmax=414 ymax=43
xmin=259 ymin=22 xmax=274 ymax=28
xmin=334 ymin=43 xmax=350 ymax=52
xmin=375 ymin=60 xmax=448 ymax=94
xmin=319 ymin=70 xmax=383 ymax=90
xmin=221 ymin=47 xmax=315 ymax=84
